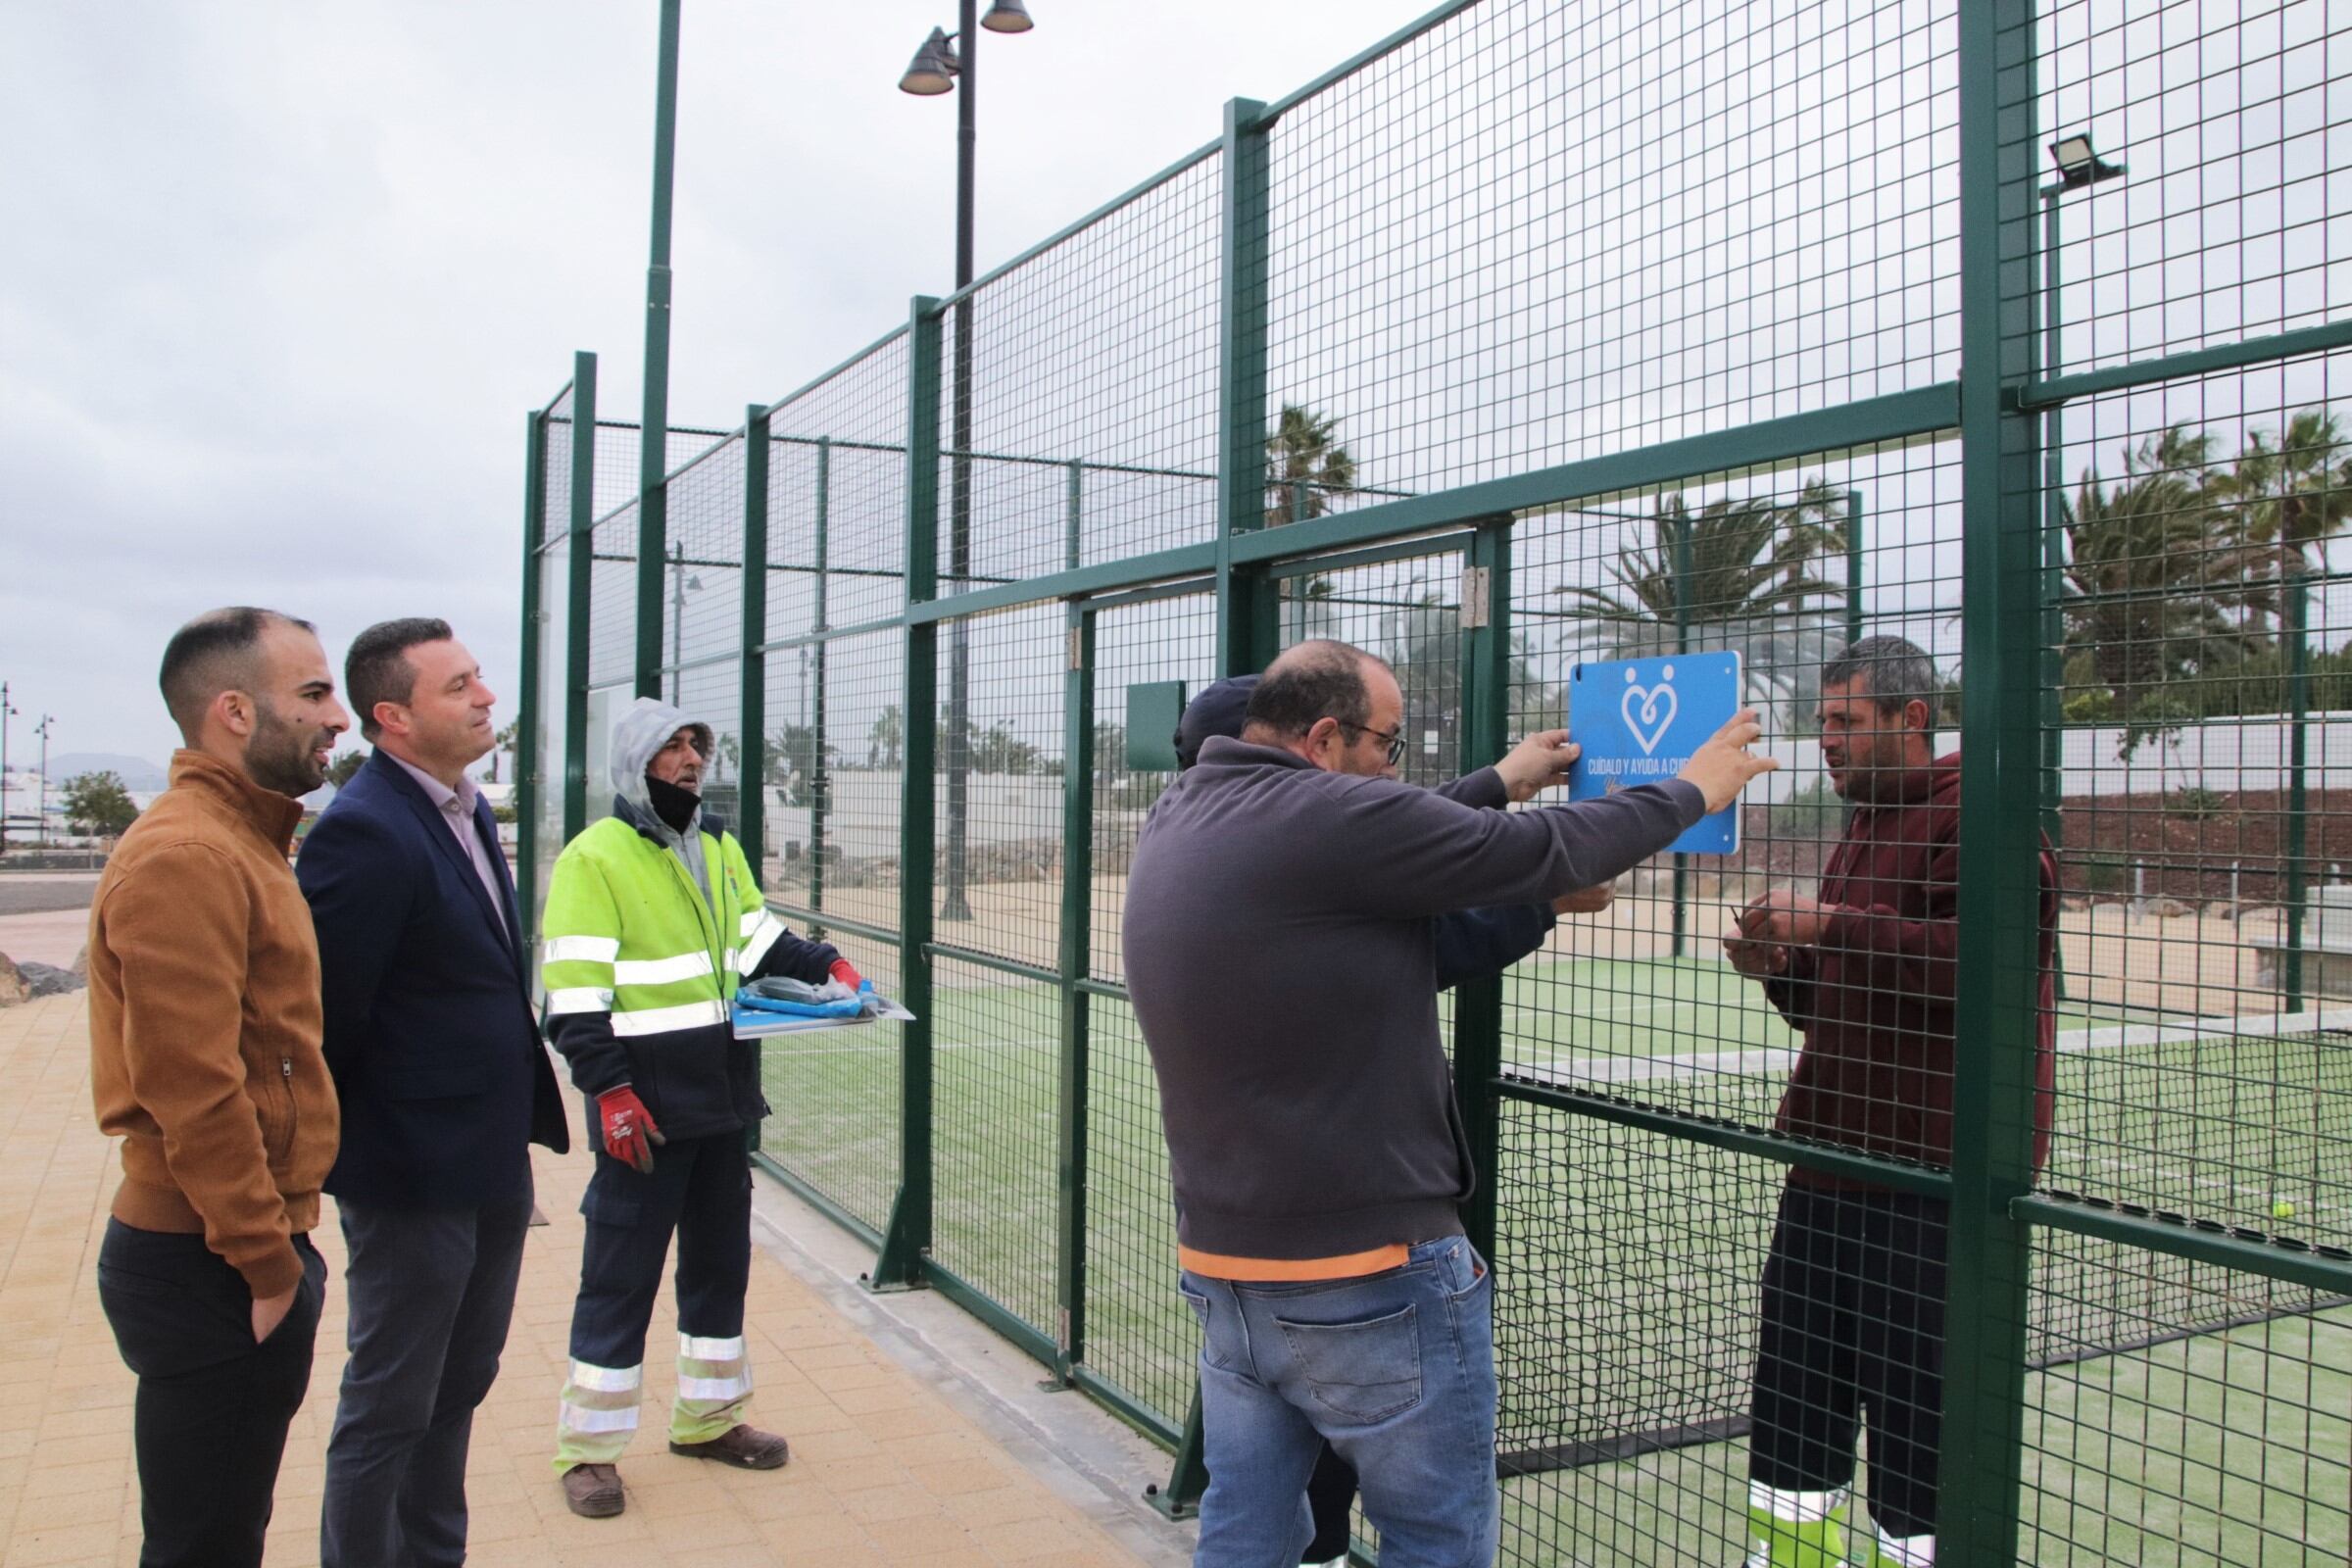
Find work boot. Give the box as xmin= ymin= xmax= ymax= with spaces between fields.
xmin=670 ymin=1423 xmax=791 ymax=1470
xmin=561 ymin=1462 xmax=625 ymax=1519
xmin=1744 ymin=1492 xmax=1849 ymax=1567
xmin=1858 ymin=1523 xmax=1936 ymax=1567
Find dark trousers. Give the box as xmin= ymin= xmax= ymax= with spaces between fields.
xmin=97 ymin=1219 xmax=327 ymax=1568
xmin=1747 ymin=1185 xmax=1950 ymax=1540
xmin=320 ymin=1187 xmax=534 ymax=1568
xmin=569 ymin=1133 xmax=752 ymax=1369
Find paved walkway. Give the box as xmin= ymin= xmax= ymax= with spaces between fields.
xmin=0 ymin=993 xmax=1160 ymax=1567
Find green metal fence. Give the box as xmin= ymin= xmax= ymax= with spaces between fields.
xmin=519 ymin=2 xmax=2352 ymax=1561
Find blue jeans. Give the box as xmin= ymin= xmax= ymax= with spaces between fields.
xmin=1182 ymin=1236 xmax=1498 ymax=1568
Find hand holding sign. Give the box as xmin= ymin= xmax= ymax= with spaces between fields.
xmin=1678 ymin=709 xmax=1778 ymax=812
xmin=1494 ymin=727 xmax=1581 ymax=802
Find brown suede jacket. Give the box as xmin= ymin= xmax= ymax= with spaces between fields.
xmin=88 ymin=750 xmax=340 ymax=1298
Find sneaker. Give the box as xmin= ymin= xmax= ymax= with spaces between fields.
xmin=560 ymin=1462 xmax=625 ymax=1519
xmin=670 ymin=1424 xmax=791 ymax=1470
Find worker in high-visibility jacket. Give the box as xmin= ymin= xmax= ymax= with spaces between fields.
xmin=539 ymin=696 xmax=863 ymax=1521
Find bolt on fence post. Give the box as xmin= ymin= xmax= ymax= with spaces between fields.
xmin=873 ymin=298 xmax=945 ymax=1293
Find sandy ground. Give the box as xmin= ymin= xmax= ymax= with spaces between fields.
xmin=0 ymin=909 xmax=87 ymax=969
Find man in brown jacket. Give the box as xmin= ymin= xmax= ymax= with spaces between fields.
xmin=89 ymin=606 xmax=349 ymax=1568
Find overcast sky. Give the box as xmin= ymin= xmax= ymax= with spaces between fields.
xmin=0 ymin=0 xmax=1442 ymax=769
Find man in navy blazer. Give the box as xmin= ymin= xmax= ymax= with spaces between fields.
xmin=298 ymin=618 xmax=568 ymax=1568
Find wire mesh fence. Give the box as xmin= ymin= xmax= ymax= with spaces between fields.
xmin=518 ymin=1 xmax=2352 ymax=1561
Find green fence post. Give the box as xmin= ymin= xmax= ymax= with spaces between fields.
xmin=1213 ymin=95 xmax=1273 ymax=677
xmin=1156 ymin=94 xmax=1275 ymax=1518
xmin=1053 ymin=603 xmax=1097 ymax=1385
xmin=564 ymin=351 xmax=599 ymax=845
xmin=810 ymin=436 xmax=832 ymax=920
xmin=1454 ymin=518 xmax=1510 ymax=1264
xmin=1670 ymin=510 xmax=1691 ymax=960
xmin=516 ymin=405 xmax=549 ymax=950
xmin=1148 ymin=1389 xmax=1210 ymax=1524
xmin=634 ymin=0 xmax=682 ymax=700
xmin=2285 ymin=568 xmax=2310 ymax=1009
xmin=1844 ymin=487 xmax=1866 ymax=650
xmin=2037 ymin=193 xmax=2068 ymax=864
xmin=740 ymin=405 xmax=769 ymax=875
xmin=873 ymin=298 xmax=944 ymax=1293
xmin=1939 ymin=2 xmax=2039 ymax=1560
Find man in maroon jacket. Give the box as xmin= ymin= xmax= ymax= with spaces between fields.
xmin=1725 ymin=636 xmax=2056 ymax=1568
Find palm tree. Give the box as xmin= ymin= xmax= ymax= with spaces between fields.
xmin=2222 ymin=408 xmax=2352 ymax=633
xmin=1264 ymin=405 xmax=1357 ymax=527
xmin=1554 ymin=479 xmax=1848 ymax=720
xmin=2060 ymin=425 xmax=2261 ymax=728
xmin=867 ymin=706 xmax=903 ymax=770
xmin=486 ymin=719 xmax=520 ymax=783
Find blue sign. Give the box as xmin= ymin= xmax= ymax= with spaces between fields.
xmin=1567 ymin=652 xmax=1743 ymax=855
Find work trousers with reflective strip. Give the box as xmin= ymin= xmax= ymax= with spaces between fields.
xmin=555 ymin=1133 xmax=755 ymax=1468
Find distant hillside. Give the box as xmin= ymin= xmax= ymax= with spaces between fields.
xmin=44 ymin=754 xmax=168 ymax=791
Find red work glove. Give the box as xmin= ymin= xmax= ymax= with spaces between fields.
xmin=828 ymin=957 xmax=863 ymax=990
xmin=596 ymin=1086 xmax=665 ymax=1174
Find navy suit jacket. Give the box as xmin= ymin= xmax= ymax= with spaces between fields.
xmin=298 ymin=749 xmax=568 ymax=1208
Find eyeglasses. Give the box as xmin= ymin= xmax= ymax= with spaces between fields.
xmin=1341 ymin=720 xmax=1407 ymax=766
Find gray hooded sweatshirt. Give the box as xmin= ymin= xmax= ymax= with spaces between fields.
xmin=609 ymin=696 xmax=716 ymax=899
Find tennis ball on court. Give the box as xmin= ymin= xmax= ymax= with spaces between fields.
xmin=2272 ymin=1199 xmax=2296 ymax=1221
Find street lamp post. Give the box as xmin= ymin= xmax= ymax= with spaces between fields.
xmin=2040 ymin=133 xmax=2125 ymax=1004
xmin=902 ymin=0 xmax=1035 ymax=923
xmin=0 ymin=681 xmax=16 ymax=856
xmin=33 ymin=714 xmax=54 ymax=849
xmin=2038 ymin=141 xmax=2125 ymax=812
xmin=668 ymin=544 xmax=702 ymax=708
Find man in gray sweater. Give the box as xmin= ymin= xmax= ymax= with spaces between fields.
xmin=1125 ymin=638 xmax=1773 ymax=1568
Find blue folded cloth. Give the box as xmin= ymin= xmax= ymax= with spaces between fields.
xmin=737 ymin=977 xmax=881 ymax=1020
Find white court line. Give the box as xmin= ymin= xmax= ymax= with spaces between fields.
xmin=2066 ymin=1005 xmax=2352 ymax=1054
xmin=1514 ymin=1006 xmax=2352 ymax=1084
xmin=764 ymin=1009 xmax=2352 ymax=1078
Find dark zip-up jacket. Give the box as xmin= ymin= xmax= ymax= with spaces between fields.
xmin=1124 ymin=736 xmax=1705 ymax=1261
xmin=1763 ymin=753 xmax=2058 ymax=1185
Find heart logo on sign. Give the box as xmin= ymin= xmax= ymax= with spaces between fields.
xmin=1622 ymin=669 xmax=1679 ymax=756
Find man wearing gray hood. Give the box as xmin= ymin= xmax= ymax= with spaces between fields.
xmin=539 ymin=698 xmax=865 ymax=1518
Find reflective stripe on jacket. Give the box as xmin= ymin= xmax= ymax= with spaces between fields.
xmin=541 ymin=796 xmax=835 ymax=1139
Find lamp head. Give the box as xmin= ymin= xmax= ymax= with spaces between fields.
xmin=2047 ymin=133 xmax=2125 ymax=188
xmin=981 ymin=0 xmax=1035 ymax=32
xmin=899 ymin=26 xmax=958 ymax=95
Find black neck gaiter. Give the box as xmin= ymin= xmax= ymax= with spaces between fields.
xmin=646 ymin=773 xmax=701 ymax=835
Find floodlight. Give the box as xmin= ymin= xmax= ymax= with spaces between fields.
xmin=899 ymin=27 xmax=958 ymax=95
xmin=2047 ymin=133 xmax=2125 ymax=188
xmin=981 ymin=0 xmax=1035 ymax=32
